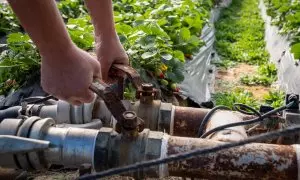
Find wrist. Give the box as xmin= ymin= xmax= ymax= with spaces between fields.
xmin=39 ymin=39 xmax=76 ymax=59
xmin=94 ymin=28 xmax=119 ymax=43
xmin=40 ymin=41 xmax=78 ymax=62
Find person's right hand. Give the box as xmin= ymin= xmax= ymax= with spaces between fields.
xmin=40 ymin=45 xmax=101 ymax=105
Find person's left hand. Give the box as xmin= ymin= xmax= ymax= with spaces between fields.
xmin=95 ymin=36 xmax=129 ymax=83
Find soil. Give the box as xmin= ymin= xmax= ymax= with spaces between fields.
xmin=214 ymin=63 xmax=271 ymax=100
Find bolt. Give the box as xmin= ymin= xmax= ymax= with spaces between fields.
xmin=142 ymin=83 xmax=153 ymax=91
xmin=122 ymin=111 xmax=138 ymax=130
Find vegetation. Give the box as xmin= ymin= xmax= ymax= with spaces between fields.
xmin=264 ymin=0 xmax=300 ymax=60
xmin=213 ymin=88 xmax=259 ymax=109
xmin=212 ymin=0 xmax=285 ymax=109
xmin=240 ymin=62 xmax=277 ymax=86
xmin=0 ymin=33 xmax=40 ymax=95
xmin=215 ymin=0 xmax=269 ymax=65
xmin=0 ymin=0 xmax=215 ymax=95
xmin=0 ymin=3 xmax=20 ymax=35
xmin=263 ymin=89 xmax=285 ymax=108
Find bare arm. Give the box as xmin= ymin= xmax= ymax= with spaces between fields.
xmin=84 ymin=0 xmax=117 ymax=41
xmin=7 ymin=0 xmax=101 ymax=105
xmin=84 ymin=0 xmax=129 ymax=82
xmin=7 ymin=0 xmax=73 ymax=56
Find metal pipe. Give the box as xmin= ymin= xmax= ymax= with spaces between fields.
xmin=172 ymin=106 xmax=209 ymax=137
xmin=0 ymin=117 xmax=100 ymax=170
xmin=55 ymin=119 xmax=102 ymax=129
xmin=205 ymin=110 xmax=248 ymax=142
xmin=166 ymin=136 xmax=299 ymax=179
xmin=1 ymin=121 xmax=299 ymax=179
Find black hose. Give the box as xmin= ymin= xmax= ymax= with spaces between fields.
xmin=200 ymin=101 xmax=294 ymax=138
xmin=233 ymin=103 xmax=261 ymax=117
xmin=0 ymin=106 xmax=21 ymax=122
xmin=197 ymin=105 xmax=231 ymax=137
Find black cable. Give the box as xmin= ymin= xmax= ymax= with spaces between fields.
xmin=233 ymin=103 xmax=261 ymax=117
xmin=200 ymin=101 xmax=294 ymax=138
xmin=197 ymin=105 xmax=231 ymax=137
xmin=21 ymin=95 xmax=56 ymax=105
xmin=78 ymin=124 xmax=300 ymax=180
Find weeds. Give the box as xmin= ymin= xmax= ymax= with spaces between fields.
xmin=215 ymin=0 xmax=269 ymax=65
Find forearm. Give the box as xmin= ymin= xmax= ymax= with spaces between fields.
xmin=7 ymin=0 xmax=74 ymax=56
xmin=84 ymin=0 xmax=117 ymax=42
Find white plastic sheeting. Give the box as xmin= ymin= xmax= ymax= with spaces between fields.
xmin=179 ymin=1 xmax=232 ymax=105
xmin=259 ymin=0 xmax=300 ymax=94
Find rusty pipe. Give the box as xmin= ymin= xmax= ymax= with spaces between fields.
xmin=166 ymin=136 xmax=299 ymax=179
xmin=172 ymin=106 xmax=209 ymax=137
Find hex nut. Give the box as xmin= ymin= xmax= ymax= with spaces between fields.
xmin=142 ymin=83 xmax=154 ymax=91
xmin=146 ymin=131 xmax=164 ymax=157
xmin=159 ymin=102 xmax=173 ymax=132
xmin=144 ymin=131 xmax=164 ymax=177
xmin=122 ymin=111 xmax=138 ymax=129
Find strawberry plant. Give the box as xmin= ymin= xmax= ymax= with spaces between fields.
xmin=0 ymin=0 xmax=215 ymax=95
xmin=0 ymin=3 xmax=21 ymax=35
xmin=58 ymin=0 xmax=88 ymax=20
xmin=66 ymin=16 xmax=94 ymax=50
xmin=264 ymin=0 xmax=300 ymax=60
xmin=215 ymin=0 xmax=269 ymax=65
xmin=0 ymin=33 xmax=40 ymax=95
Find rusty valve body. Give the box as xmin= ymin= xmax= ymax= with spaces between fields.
xmin=115 ymin=111 xmax=144 ymax=137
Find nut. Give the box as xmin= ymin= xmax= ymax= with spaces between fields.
xmin=122 ymin=111 xmax=138 ymax=130
xmin=158 ymin=102 xmax=173 ymax=133
xmin=142 ymin=83 xmax=154 ymax=91
xmin=145 ymin=131 xmax=165 ymax=177
xmin=146 ymin=131 xmax=164 ymax=157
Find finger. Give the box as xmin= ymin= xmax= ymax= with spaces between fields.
xmin=67 ymin=96 xmax=84 ymax=106
xmin=91 ymin=59 xmax=102 ymax=80
xmin=101 ymin=64 xmax=109 ymax=82
xmin=114 ymin=56 xmax=129 ymax=65
xmin=77 ymin=91 xmax=95 ymax=104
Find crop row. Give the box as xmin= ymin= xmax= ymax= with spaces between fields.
xmin=0 ymin=0 xmax=215 ymax=95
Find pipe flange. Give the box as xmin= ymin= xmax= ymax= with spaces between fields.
xmin=0 ymin=118 xmax=24 ymax=135
xmin=57 ymin=100 xmax=70 ymax=124
xmin=28 ymin=118 xmax=55 ymax=170
xmin=93 ymin=127 xmax=114 ymax=171
xmin=71 ymin=104 xmax=84 ymax=124
xmin=83 ymin=97 xmax=96 ymax=124
xmin=15 ymin=116 xmax=41 ymax=170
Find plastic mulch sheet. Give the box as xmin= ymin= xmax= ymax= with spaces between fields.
xmin=178 ymin=0 xmax=232 ymax=105
xmin=259 ymin=0 xmax=300 ymax=95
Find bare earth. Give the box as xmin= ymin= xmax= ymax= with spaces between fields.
xmin=214 ymin=63 xmax=271 ymax=100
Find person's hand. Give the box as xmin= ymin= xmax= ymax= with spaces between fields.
xmin=41 ymin=45 xmax=101 ymax=105
xmin=96 ymin=37 xmax=129 ymax=83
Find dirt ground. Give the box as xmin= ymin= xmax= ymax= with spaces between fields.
xmin=0 ymin=167 xmax=186 ymax=180
xmin=214 ymin=63 xmax=271 ymax=100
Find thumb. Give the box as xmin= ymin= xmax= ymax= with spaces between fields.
xmin=91 ymin=58 xmax=102 ymax=80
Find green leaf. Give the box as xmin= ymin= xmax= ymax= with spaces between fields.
xmin=173 ymin=50 xmax=185 ymax=61
xmin=291 ymin=43 xmax=300 ymax=59
xmin=161 ymin=53 xmax=172 ymax=61
xmin=179 ymin=28 xmax=191 ymax=41
xmin=141 ymin=51 xmax=157 ymax=59
xmin=7 ymin=33 xmax=30 ymax=44
xmin=116 ymin=23 xmax=133 ymax=35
